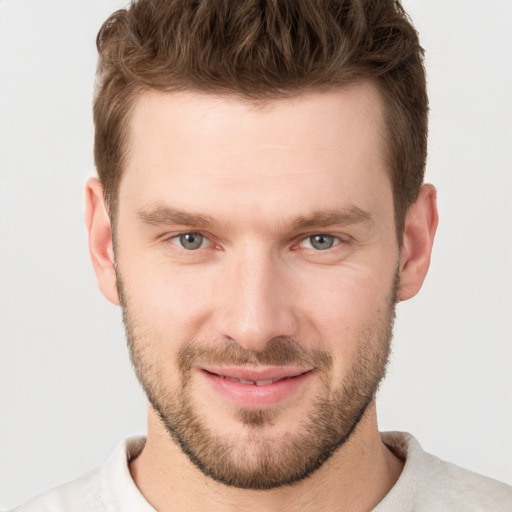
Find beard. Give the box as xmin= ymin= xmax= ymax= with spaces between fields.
xmin=119 ymin=276 xmax=396 ymax=490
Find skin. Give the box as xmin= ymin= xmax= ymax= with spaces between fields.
xmin=85 ymin=82 xmax=438 ymax=511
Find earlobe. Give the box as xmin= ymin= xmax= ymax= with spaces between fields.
xmin=84 ymin=177 xmax=120 ymax=305
xmin=397 ymin=184 xmax=439 ymax=302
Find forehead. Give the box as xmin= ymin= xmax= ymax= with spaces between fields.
xmin=120 ymin=84 xmax=391 ymax=225
xmin=126 ymin=83 xmax=386 ymax=165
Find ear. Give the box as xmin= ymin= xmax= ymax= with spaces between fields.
xmin=84 ymin=177 xmax=120 ymax=305
xmin=397 ymin=184 xmax=439 ymax=302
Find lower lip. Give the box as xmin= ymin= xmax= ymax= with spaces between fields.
xmin=199 ymin=370 xmax=313 ymax=408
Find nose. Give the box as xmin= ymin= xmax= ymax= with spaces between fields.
xmin=214 ymin=245 xmax=298 ymax=352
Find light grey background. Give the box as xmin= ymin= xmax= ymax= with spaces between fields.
xmin=1 ymin=0 xmax=511 ymax=508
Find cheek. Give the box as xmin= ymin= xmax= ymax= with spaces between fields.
xmin=120 ymin=269 xmax=207 ymax=393
xmin=299 ymin=266 xmax=384 ymax=318
xmin=296 ymin=266 xmax=395 ymax=354
xmin=120 ymin=257 xmax=216 ymax=341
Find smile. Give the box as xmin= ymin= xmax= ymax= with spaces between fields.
xmin=199 ymin=366 xmax=314 ymax=408
xmin=223 ymin=376 xmax=281 ymax=386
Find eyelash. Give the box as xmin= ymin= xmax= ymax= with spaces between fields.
xmin=166 ymin=231 xmax=349 ymax=252
xmin=169 ymin=232 xmax=213 ymax=251
xmin=296 ymin=234 xmax=344 ymax=251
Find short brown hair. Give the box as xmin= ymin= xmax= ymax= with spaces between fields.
xmin=94 ymin=0 xmax=427 ymax=237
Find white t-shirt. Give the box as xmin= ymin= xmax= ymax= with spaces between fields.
xmin=10 ymin=432 xmax=512 ymax=511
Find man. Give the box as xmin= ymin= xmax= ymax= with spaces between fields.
xmin=11 ymin=0 xmax=512 ymax=510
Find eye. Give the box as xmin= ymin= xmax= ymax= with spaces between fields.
xmin=172 ymin=232 xmax=208 ymax=250
xmin=300 ymin=234 xmax=338 ymax=251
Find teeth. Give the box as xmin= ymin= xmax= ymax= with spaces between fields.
xmin=224 ymin=376 xmax=276 ymax=386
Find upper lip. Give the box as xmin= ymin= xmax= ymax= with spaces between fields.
xmin=200 ymin=366 xmax=313 ymax=382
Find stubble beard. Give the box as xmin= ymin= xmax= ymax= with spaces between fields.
xmin=119 ymin=278 xmax=396 ymax=490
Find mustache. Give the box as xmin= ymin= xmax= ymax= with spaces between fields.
xmin=177 ymin=336 xmax=333 ymax=373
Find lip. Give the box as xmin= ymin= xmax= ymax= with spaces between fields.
xmin=198 ymin=366 xmax=314 ymax=408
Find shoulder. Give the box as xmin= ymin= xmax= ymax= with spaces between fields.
xmin=8 ymin=436 xmax=151 ymax=512
xmin=377 ymin=432 xmax=512 ymax=512
xmin=8 ymin=466 xmax=104 ymax=512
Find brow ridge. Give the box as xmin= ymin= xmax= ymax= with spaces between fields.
xmin=136 ymin=205 xmax=372 ymax=232
xmin=290 ymin=207 xmax=372 ymax=231
xmin=137 ymin=207 xmax=216 ymax=229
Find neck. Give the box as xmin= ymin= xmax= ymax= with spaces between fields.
xmin=129 ymin=404 xmax=403 ymax=512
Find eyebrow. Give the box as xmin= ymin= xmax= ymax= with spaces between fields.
xmin=290 ymin=207 xmax=372 ymax=231
xmin=137 ymin=207 xmax=216 ymax=229
xmin=136 ymin=205 xmax=372 ymax=232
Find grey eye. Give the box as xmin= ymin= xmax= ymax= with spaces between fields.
xmin=178 ymin=233 xmax=205 ymax=250
xmin=309 ymin=234 xmax=335 ymax=250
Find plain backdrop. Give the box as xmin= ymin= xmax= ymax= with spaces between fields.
xmin=1 ymin=0 xmax=511 ymax=508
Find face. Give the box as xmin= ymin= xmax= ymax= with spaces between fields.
xmin=114 ymin=84 xmax=400 ymax=489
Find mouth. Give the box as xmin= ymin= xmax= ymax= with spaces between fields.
xmin=198 ymin=366 xmax=314 ymax=408
xmin=219 ymin=376 xmax=291 ymax=386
